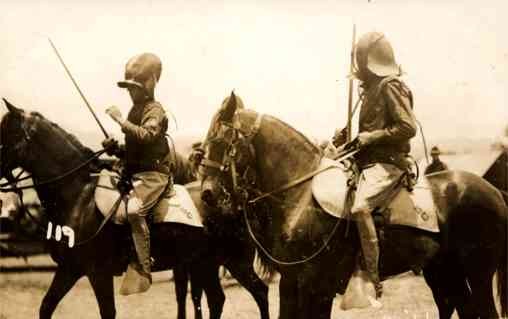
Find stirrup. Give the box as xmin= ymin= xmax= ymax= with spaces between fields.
xmin=374 ymin=282 xmax=383 ymax=299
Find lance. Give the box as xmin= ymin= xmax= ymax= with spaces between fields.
xmin=346 ymin=24 xmax=356 ymax=142
xmin=48 ymin=38 xmax=109 ymax=138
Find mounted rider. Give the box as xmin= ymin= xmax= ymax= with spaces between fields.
xmin=425 ymin=146 xmax=449 ymax=175
xmin=102 ymin=52 xmax=172 ymax=292
xmin=345 ymin=32 xmax=417 ymax=299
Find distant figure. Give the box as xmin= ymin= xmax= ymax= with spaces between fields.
xmin=188 ymin=141 xmax=204 ymax=179
xmin=424 ymin=146 xmax=448 ymax=175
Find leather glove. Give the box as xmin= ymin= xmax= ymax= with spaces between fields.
xmin=102 ymin=137 xmax=120 ymax=157
xmin=105 ymin=106 xmax=124 ymax=124
xmin=332 ymin=127 xmax=348 ymax=148
xmin=357 ymin=130 xmax=385 ymax=147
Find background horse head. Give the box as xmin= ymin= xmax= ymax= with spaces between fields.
xmin=0 ymin=98 xmax=270 ymax=319
xmin=200 ymin=92 xmax=508 ymax=319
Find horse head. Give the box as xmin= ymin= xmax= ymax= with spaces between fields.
xmin=200 ymin=91 xmax=258 ymax=214
xmin=0 ymin=99 xmax=34 ymax=179
xmin=0 ymin=98 xmax=93 ymax=182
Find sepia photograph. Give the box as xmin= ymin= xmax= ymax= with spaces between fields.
xmin=0 ymin=0 xmax=507 ymax=318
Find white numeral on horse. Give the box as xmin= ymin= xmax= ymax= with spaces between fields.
xmin=46 ymin=222 xmax=75 ymax=248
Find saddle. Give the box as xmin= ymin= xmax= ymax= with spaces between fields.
xmin=311 ymin=158 xmax=439 ymax=233
xmin=94 ymin=170 xmax=203 ymax=228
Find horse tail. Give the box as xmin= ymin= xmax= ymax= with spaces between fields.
xmin=501 ymin=191 xmax=508 ymax=206
xmin=498 ymin=204 xmax=508 ymax=317
xmin=254 ymin=250 xmax=277 ymax=282
xmin=499 ymin=246 xmax=507 ymax=317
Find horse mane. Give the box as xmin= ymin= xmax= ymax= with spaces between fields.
xmin=261 ymin=113 xmax=322 ymax=155
xmin=29 ymin=111 xmax=95 ymax=158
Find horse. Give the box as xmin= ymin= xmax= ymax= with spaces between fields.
xmin=200 ymin=92 xmax=508 ymax=319
xmin=0 ymin=99 xmax=269 ymax=319
xmin=170 ymin=151 xmax=261 ymax=319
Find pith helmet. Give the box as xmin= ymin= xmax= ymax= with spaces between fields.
xmin=430 ymin=146 xmax=441 ymax=156
xmin=117 ymin=53 xmax=162 ymax=98
xmin=355 ymin=32 xmax=400 ymax=79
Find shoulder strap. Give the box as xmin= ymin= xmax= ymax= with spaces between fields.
xmin=374 ymin=76 xmax=414 ymax=108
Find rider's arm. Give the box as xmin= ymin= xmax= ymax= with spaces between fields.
xmin=120 ymin=103 xmax=166 ymax=144
xmin=366 ymin=81 xmax=417 ymax=145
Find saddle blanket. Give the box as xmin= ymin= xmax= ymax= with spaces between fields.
xmin=94 ymin=171 xmax=203 ymax=228
xmin=311 ymin=158 xmax=439 ymax=233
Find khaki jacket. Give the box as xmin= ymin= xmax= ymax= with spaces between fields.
xmin=121 ymin=100 xmax=170 ymax=175
xmin=355 ymin=76 xmax=417 ymax=170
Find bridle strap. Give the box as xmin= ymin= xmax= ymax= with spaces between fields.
xmin=200 ymin=158 xmax=223 ymax=170
xmin=0 ymin=149 xmax=107 ymax=192
xmin=200 ymin=113 xmax=264 ymax=175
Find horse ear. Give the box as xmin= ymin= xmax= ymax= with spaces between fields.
xmin=2 ymin=98 xmax=23 ymax=115
xmin=220 ymin=90 xmax=238 ymax=122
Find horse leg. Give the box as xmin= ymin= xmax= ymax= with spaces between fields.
xmin=423 ymin=256 xmax=481 ymax=319
xmin=191 ymin=263 xmax=224 ymax=319
xmin=225 ymin=259 xmax=269 ymax=319
xmin=295 ymin=275 xmax=334 ymax=319
xmin=174 ymin=265 xmax=189 ymax=319
xmin=189 ymin=270 xmax=204 ymax=319
xmin=466 ymin=269 xmax=498 ymax=318
xmin=423 ymin=261 xmax=457 ymax=319
xmin=309 ymin=292 xmax=334 ymax=319
xmin=279 ymin=274 xmax=298 ymax=319
xmin=40 ymin=267 xmax=83 ymax=319
xmin=88 ymin=271 xmax=116 ymax=319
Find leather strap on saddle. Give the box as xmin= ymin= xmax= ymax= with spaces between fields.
xmin=249 ymin=150 xmax=359 ymax=204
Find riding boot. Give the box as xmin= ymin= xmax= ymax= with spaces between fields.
xmin=356 ymin=212 xmax=383 ymax=299
xmin=128 ymin=214 xmax=152 ymax=288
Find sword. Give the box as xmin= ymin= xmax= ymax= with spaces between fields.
xmin=48 ymin=38 xmax=109 ymax=138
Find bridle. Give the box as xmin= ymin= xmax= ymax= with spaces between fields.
xmin=200 ymin=111 xmax=349 ymax=266
xmin=200 ymin=112 xmax=263 ymax=194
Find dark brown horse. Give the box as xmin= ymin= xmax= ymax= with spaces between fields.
xmin=0 ymin=100 xmax=269 ymax=319
xmin=200 ymin=92 xmax=508 ymax=319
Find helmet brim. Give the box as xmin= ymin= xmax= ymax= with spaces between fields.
xmin=369 ymin=64 xmax=400 ymax=77
xmin=117 ymin=80 xmax=144 ymax=89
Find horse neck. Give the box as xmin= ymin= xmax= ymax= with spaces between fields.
xmin=242 ymin=111 xmax=323 ymax=239
xmin=244 ymin=112 xmax=321 ymax=190
xmin=21 ymin=126 xmax=91 ymax=212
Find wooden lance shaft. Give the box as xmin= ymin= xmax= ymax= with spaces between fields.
xmin=48 ymin=38 xmax=109 ymax=139
xmin=346 ymin=24 xmax=356 ymax=143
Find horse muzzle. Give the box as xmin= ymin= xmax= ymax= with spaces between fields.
xmin=201 ymin=179 xmax=218 ymax=207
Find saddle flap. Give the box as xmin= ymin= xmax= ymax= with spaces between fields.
xmin=384 ymin=179 xmax=440 ymax=233
xmin=95 ymin=170 xmax=127 ymax=224
xmin=310 ymin=160 xmax=440 ymax=233
xmin=94 ymin=170 xmax=203 ymax=228
xmin=152 ymin=184 xmax=203 ymax=227
xmin=311 ymin=157 xmax=350 ymax=219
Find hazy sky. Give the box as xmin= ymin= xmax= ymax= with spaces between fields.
xmin=1 ymin=0 xmax=506 ymax=149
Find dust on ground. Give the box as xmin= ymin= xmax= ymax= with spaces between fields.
xmin=0 ymin=255 xmax=498 ymax=318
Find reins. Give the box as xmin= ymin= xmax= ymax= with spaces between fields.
xmin=201 ymin=111 xmax=354 ymax=266
xmin=0 ymin=149 xmax=107 ymax=192
xmin=0 ymin=148 xmax=121 ymax=247
xmin=248 ymin=149 xmax=359 ymax=204
xmin=242 ymin=199 xmax=344 ymax=266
